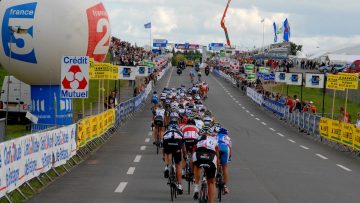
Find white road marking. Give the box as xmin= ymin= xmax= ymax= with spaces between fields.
xmin=140 ymin=146 xmax=146 ymax=151
xmin=255 ymin=118 xmax=260 ymax=121
xmin=114 ymin=182 xmax=128 ymax=193
xmin=300 ymin=145 xmax=309 ymax=150
xmin=235 ymin=101 xmax=239 ymax=103
xmin=242 ymin=107 xmax=246 ymax=109
xmin=127 ymin=167 xmax=136 ymax=175
xmin=134 ymin=155 xmax=142 ymax=162
xmin=165 ymin=67 xmax=174 ymax=88
xmin=246 ymin=110 xmax=249 ymax=113
xmin=238 ymin=104 xmax=242 ymax=106
xmin=277 ymin=133 xmax=285 ymax=137
xmin=145 ymin=138 xmax=150 ymax=143
xmin=261 ymin=122 xmax=267 ymax=126
xmin=250 ymin=114 xmax=254 ymax=117
xmin=316 ymin=154 xmax=328 ymax=160
xmin=288 ymin=139 xmax=296 ymax=143
xmin=336 ymin=164 xmax=352 ymax=172
xmin=148 ymin=132 xmax=152 ymax=136
xmin=269 ymin=128 xmax=276 ymax=131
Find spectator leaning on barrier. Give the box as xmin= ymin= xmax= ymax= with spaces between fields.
xmin=356 ymin=112 xmax=360 ymax=127
xmin=295 ymin=99 xmax=302 ymax=112
xmin=106 ymin=91 xmax=118 ymax=109
xmin=309 ymin=101 xmax=317 ymax=114
xmin=339 ymin=107 xmax=351 ymax=123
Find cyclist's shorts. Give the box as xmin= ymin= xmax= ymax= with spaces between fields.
xmin=163 ymin=138 xmax=183 ymax=164
xmin=183 ymin=139 xmax=197 ymax=153
xmin=151 ymin=99 xmax=159 ymax=105
xmin=193 ymin=149 xmax=217 ymax=179
xmin=154 ymin=116 xmax=164 ymax=127
xmin=219 ymin=145 xmax=230 ymax=165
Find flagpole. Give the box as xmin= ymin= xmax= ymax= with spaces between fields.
xmin=150 ymin=25 xmax=152 ymax=53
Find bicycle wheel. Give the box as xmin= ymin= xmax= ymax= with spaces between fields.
xmin=156 ymin=126 xmax=160 ymax=155
xmin=217 ymin=175 xmax=223 ymax=202
xmin=169 ymin=167 xmax=174 ymax=201
xmin=199 ymin=183 xmax=207 ymax=203
xmin=187 ymin=162 xmax=191 ymax=194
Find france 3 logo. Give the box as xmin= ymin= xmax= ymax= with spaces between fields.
xmin=1 ymin=2 xmax=37 ymax=64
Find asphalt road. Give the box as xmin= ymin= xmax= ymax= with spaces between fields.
xmin=28 ymin=67 xmax=360 ymax=203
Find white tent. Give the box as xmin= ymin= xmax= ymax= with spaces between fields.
xmin=326 ymin=54 xmax=360 ymax=64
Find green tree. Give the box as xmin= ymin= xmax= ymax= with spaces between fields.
xmin=290 ymin=42 xmax=303 ymax=55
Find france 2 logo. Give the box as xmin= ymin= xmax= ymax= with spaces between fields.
xmin=86 ymin=3 xmax=110 ymax=62
xmin=62 ymin=65 xmax=88 ymax=90
xmin=1 ymin=2 xmax=37 ymax=64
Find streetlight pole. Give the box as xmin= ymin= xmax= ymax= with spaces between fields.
xmin=261 ymin=18 xmax=265 ymax=52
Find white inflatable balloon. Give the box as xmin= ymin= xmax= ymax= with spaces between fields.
xmin=0 ymin=0 xmax=111 ymax=85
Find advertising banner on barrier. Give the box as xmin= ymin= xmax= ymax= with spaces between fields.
xmin=246 ymin=73 xmax=257 ymax=81
xmin=354 ymin=127 xmax=360 ymax=150
xmin=275 ymin=72 xmax=286 ymax=83
xmin=0 ymin=125 xmax=76 ymax=197
xmin=338 ymin=73 xmax=359 ymax=90
xmin=326 ymin=74 xmax=345 ymax=90
xmin=262 ymin=97 xmax=286 ymax=117
xmin=328 ymin=120 xmax=341 ymax=142
xmin=118 ymin=66 xmax=136 ymax=80
xmin=319 ymin=117 xmax=330 ymax=138
xmin=305 ymin=73 xmax=325 ymax=88
xmin=341 ymin=122 xmax=354 ymax=147
xmin=259 ymin=67 xmax=270 ymax=73
xmin=246 ymin=88 xmax=263 ymax=105
xmin=136 ymin=66 xmax=149 ymax=77
xmin=286 ymin=73 xmax=302 ymax=86
xmin=61 ymin=56 xmax=89 ymax=98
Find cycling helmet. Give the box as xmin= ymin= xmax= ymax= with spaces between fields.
xmin=204 ymin=110 xmax=212 ymax=117
xmin=213 ymin=123 xmax=221 ymax=133
xmin=153 ymin=91 xmax=157 ymax=94
xmin=218 ymin=128 xmax=228 ymax=135
xmin=200 ymin=126 xmax=213 ymax=135
xmin=168 ymin=123 xmax=178 ymax=130
xmin=203 ymin=116 xmax=212 ymax=127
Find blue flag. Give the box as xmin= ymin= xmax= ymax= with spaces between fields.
xmin=273 ymin=22 xmax=277 ymax=43
xmin=283 ymin=18 xmax=290 ymax=42
xmin=144 ymin=22 xmax=151 ymax=29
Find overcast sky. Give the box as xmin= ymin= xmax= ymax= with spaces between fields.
xmin=103 ymin=0 xmax=360 ymax=53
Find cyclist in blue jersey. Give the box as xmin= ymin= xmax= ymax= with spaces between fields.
xmin=216 ymin=128 xmax=232 ymax=194
xmin=151 ymin=91 xmax=159 ymax=108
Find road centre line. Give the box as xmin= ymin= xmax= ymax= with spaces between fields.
xmin=242 ymin=107 xmax=246 ymax=109
xmin=300 ymin=145 xmax=309 ymax=150
xmin=250 ymin=114 xmax=254 ymax=117
xmin=246 ymin=110 xmax=249 ymax=113
xmin=127 ymin=167 xmax=136 ymax=175
xmin=316 ymin=154 xmax=328 ymax=160
xmin=114 ymin=182 xmax=128 ymax=193
xmin=277 ymin=133 xmax=285 ymax=137
xmin=148 ymin=132 xmax=152 ymax=136
xmin=261 ymin=122 xmax=267 ymax=126
xmin=288 ymin=139 xmax=296 ymax=143
xmin=255 ymin=118 xmax=260 ymax=121
xmin=336 ymin=164 xmax=352 ymax=172
xmin=269 ymin=128 xmax=276 ymax=131
xmin=165 ymin=67 xmax=174 ymax=88
xmin=140 ymin=146 xmax=146 ymax=151
xmin=145 ymin=138 xmax=150 ymax=143
xmin=134 ymin=155 xmax=142 ymax=162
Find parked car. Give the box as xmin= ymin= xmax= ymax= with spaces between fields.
xmin=343 ymin=60 xmax=360 ymax=73
xmin=332 ymin=64 xmax=347 ymax=73
xmin=318 ymin=65 xmax=332 ymax=73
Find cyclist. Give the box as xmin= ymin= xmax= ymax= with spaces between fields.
xmin=216 ymin=128 xmax=232 ymax=194
xmin=197 ymin=71 xmax=202 ymax=82
xmin=163 ymin=122 xmax=186 ymax=194
xmin=180 ymin=118 xmax=200 ymax=176
xmin=153 ymin=105 xmax=165 ymax=145
xmin=190 ymin=69 xmax=196 ymax=84
xmin=200 ymin=82 xmax=209 ymax=99
xmin=192 ymin=126 xmax=220 ymax=202
xmin=151 ymin=91 xmax=159 ymax=108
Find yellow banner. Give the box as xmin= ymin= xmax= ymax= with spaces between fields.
xmin=341 ymin=122 xmax=354 ymax=147
xmin=326 ymin=74 xmax=345 ymax=90
xmin=77 ymin=117 xmax=92 ymax=148
xmin=354 ymin=127 xmax=360 ymax=150
xmin=90 ymin=116 xmax=98 ymax=139
xmin=319 ymin=117 xmax=330 ymax=138
xmin=338 ymin=74 xmax=358 ymax=90
xmin=328 ymin=120 xmax=342 ymax=142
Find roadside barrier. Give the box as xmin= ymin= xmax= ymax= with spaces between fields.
xmin=213 ymin=69 xmax=360 ymax=154
xmin=0 ymin=63 xmax=170 ymax=202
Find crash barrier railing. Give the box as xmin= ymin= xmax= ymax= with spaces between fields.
xmin=213 ymin=69 xmax=360 ymax=152
xmin=0 ymin=63 xmax=170 ymax=202
xmin=0 ymin=118 xmax=5 ymax=142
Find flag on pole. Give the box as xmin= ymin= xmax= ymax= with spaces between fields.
xmin=273 ymin=22 xmax=277 ymax=43
xmin=144 ymin=22 xmax=151 ymax=29
xmin=283 ymin=18 xmax=290 ymax=42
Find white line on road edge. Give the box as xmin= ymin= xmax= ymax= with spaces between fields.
xmin=140 ymin=146 xmax=146 ymax=151
xmin=300 ymin=145 xmax=309 ymax=150
xmin=134 ymin=155 xmax=142 ymax=162
xmin=148 ymin=132 xmax=152 ymax=136
xmin=336 ymin=164 xmax=352 ymax=172
xmin=277 ymin=133 xmax=285 ymax=137
xmin=114 ymin=182 xmax=128 ymax=193
xmin=165 ymin=67 xmax=175 ymax=88
xmin=127 ymin=167 xmax=136 ymax=175
xmin=261 ymin=122 xmax=267 ymax=126
xmin=316 ymin=154 xmax=328 ymax=160
xmin=288 ymin=139 xmax=296 ymax=143
xmin=250 ymin=114 xmax=254 ymax=117
xmin=255 ymin=118 xmax=260 ymax=121
xmin=145 ymin=138 xmax=150 ymax=143
xmin=269 ymin=128 xmax=276 ymax=131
